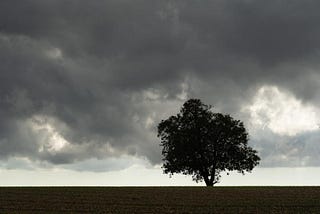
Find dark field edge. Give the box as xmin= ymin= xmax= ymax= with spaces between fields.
xmin=0 ymin=186 xmax=319 ymax=188
xmin=1 ymin=186 xmax=320 ymax=213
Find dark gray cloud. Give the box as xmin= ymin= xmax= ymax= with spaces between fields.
xmin=1 ymin=0 xmax=320 ymax=170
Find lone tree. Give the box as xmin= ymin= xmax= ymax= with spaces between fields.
xmin=157 ymin=99 xmax=260 ymax=186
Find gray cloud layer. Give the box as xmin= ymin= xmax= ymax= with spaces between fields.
xmin=1 ymin=0 xmax=320 ymax=170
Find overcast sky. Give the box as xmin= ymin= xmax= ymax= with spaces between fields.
xmin=1 ymin=0 xmax=320 ymax=186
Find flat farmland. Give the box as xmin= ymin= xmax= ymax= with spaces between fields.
xmin=0 ymin=187 xmax=320 ymax=213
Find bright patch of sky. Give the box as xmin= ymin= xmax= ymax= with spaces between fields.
xmin=245 ymin=85 xmax=319 ymax=136
xmin=29 ymin=115 xmax=70 ymax=153
xmin=45 ymin=47 xmax=63 ymax=59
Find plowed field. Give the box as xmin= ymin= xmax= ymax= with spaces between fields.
xmin=1 ymin=187 xmax=319 ymax=213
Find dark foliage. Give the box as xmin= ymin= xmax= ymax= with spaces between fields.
xmin=158 ymin=99 xmax=260 ymax=186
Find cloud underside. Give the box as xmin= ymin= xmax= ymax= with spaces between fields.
xmin=1 ymin=0 xmax=320 ymax=171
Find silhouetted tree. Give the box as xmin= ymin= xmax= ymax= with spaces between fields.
xmin=157 ymin=99 xmax=260 ymax=186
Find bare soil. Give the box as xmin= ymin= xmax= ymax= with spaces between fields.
xmin=0 ymin=186 xmax=319 ymax=213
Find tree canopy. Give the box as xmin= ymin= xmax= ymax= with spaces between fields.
xmin=157 ymin=99 xmax=260 ymax=186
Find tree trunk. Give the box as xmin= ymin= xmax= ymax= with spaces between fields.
xmin=204 ymin=176 xmax=214 ymax=186
xmin=204 ymin=168 xmax=216 ymax=187
xmin=209 ymin=168 xmax=216 ymax=186
xmin=205 ymin=180 xmax=214 ymax=186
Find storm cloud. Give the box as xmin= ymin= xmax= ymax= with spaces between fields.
xmin=1 ymin=0 xmax=320 ymax=170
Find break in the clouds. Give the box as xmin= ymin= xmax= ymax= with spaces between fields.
xmin=1 ymin=0 xmax=320 ymax=171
